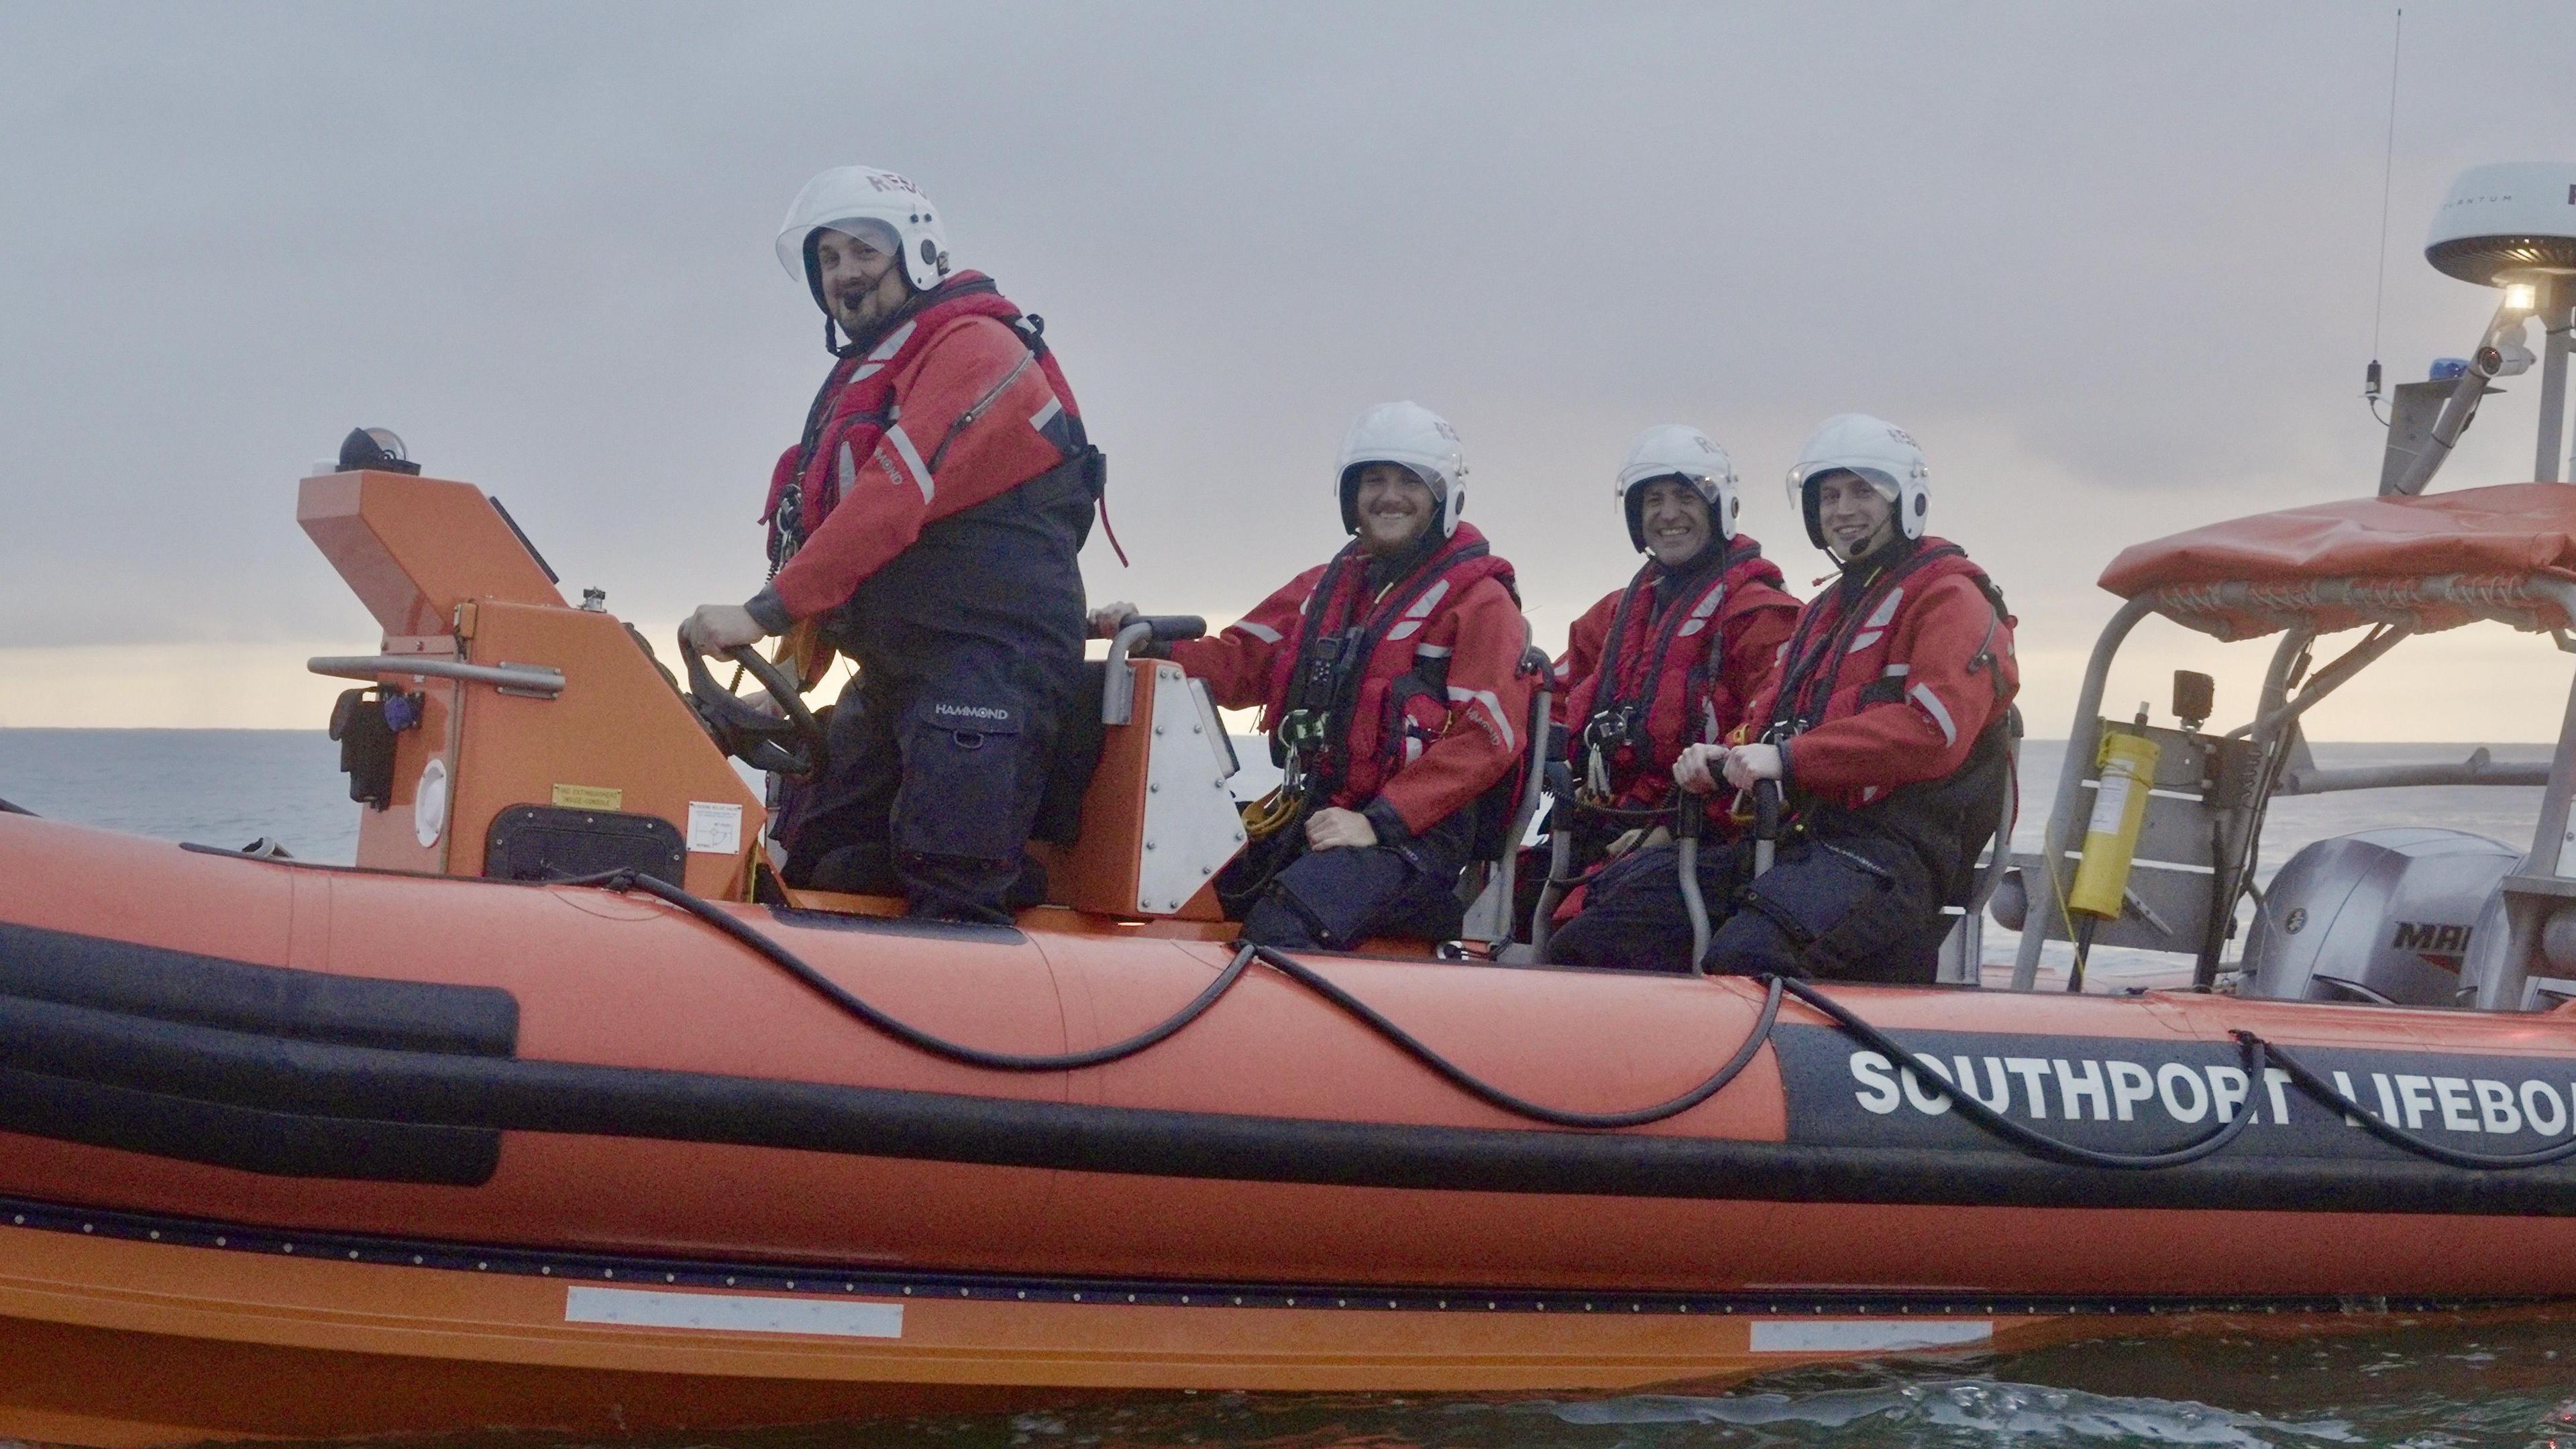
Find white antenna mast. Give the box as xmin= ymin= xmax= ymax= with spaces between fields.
xmin=2365 ymin=7 xmax=2402 ymax=421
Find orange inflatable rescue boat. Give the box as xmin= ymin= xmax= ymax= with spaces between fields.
xmin=14 ymin=464 xmax=2576 ymax=1446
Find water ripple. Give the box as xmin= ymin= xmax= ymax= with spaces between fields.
xmin=1550 ymin=1378 xmax=2361 ymax=1444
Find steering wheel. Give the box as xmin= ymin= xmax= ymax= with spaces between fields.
xmin=679 ymin=632 xmax=828 ymax=778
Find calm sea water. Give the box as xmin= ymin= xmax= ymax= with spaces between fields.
xmin=5 ymin=730 xmax=2576 ymax=1448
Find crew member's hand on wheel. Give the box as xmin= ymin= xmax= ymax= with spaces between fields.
xmin=682 ymin=604 xmax=767 ymax=653
xmin=1305 ymin=806 xmax=1378 ymax=851
xmin=1721 ymin=743 xmax=1783 ymax=791
xmin=1087 ymin=602 xmax=1140 ymax=639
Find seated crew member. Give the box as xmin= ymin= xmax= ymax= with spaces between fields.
xmin=1548 ymin=415 xmax=2017 ymax=981
xmin=681 ymin=165 xmax=1099 ymax=923
xmin=1539 ymin=426 xmax=1799 ymax=944
xmin=1089 ymin=402 xmax=1532 ymax=950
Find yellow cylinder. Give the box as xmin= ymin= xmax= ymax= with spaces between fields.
xmin=2068 ymin=731 xmax=2161 ymax=920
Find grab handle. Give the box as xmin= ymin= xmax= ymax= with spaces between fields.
xmin=1676 ymin=789 xmax=1711 ymax=975
xmin=1127 ymin=615 xmax=1207 ymax=643
xmin=310 ymin=655 xmax=564 ymax=698
xmin=1752 ymin=778 xmax=1782 ymax=877
xmin=1103 ymin=616 xmax=1208 ymax=724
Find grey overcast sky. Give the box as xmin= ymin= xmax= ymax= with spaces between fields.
xmin=5 ymin=1 xmax=2576 ymax=734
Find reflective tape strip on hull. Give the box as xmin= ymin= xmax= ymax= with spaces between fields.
xmin=566 ymin=1285 xmax=902 ymax=1338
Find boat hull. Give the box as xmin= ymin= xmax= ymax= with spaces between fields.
xmin=12 ymin=813 xmax=2576 ymax=1440
xmin=3 ymin=1193 xmax=2559 ymax=1446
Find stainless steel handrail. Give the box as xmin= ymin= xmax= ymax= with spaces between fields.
xmin=308 ymin=655 xmax=566 ymax=698
xmin=1102 ymin=621 xmax=1153 ymax=725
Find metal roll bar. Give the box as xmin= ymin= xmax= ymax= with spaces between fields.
xmin=2481 ymin=577 xmax=2576 ymax=1008
xmin=309 ymin=655 xmax=565 ymax=698
xmin=2010 ymin=571 xmax=2576 ymax=1000
xmin=2008 ymin=594 xmax=2157 ymax=991
xmin=2225 ymin=624 xmax=2410 ymax=744
xmin=2278 ymin=747 xmax=2548 ymax=795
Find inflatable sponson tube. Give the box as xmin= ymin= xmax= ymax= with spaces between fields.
xmin=0 ymin=921 xmax=515 ymax=1183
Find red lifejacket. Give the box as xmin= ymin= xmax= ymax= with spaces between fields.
xmin=1560 ymin=541 xmax=1792 ymax=808
xmin=1263 ymin=526 xmax=1521 ymax=813
xmin=759 ymin=272 xmax=1081 ymax=568
xmin=1762 ymin=537 xmax=2015 ymax=808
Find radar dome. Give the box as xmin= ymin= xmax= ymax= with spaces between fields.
xmin=2426 ymin=162 xmax=2576 ymax=286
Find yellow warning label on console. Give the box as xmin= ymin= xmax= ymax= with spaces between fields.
xmin=551 ymin=784 xmax=625 ymax=811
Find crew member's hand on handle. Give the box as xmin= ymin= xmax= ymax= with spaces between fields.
xmin=681 ymin=604 xmax=767 ymax=653
xmin=1721 ymin=743 xmax=1783 ymax=791
xmin=1087 ymin=602 xmax=1140 ymax=639
xmin=1672 ymin=743 xmax=1727 ymax=796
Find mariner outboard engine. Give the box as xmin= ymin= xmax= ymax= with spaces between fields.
xmin=2239 ymin=828 xmax=2518 ymax=1006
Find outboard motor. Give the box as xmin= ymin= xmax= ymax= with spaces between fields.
xmin=2239 ymin=828 xmax=2517 ymax=1006
xmin=2455 ymin=869 xmax=2576 ymax=1012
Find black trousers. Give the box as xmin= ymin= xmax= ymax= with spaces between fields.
xmin=777 ymin=462 xmax=1094 ymax=924
xmin=1542 ymin=829 xmax=1946 ymax=982
xmin=1224 ymin=810 xmax=1477 ymax=951
xmin=779 ymin=645 xmax=1070 ymax=924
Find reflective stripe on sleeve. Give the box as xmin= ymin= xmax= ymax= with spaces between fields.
xmin=1447 ymin=684 xmax=1518 ymax=752
xmin=1910 ymin=682 xmax=1958 ymax=747
xmin=881 ymin=424 xmax=934 ymax=504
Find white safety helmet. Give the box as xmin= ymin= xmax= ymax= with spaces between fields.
xmin=1784 ymin=413 xmax=1929 ymax=551
xmin=1616 ymin=424 xmax=1738 ymax=552
xmin=1336 ymin=401 xmax=1467 ymax=539
xmin=773 ymin=166 xmax=953 ymax=306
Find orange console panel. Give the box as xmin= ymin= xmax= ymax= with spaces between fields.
xmin=299 ymin=469 xmax=564 ymax=633
xmin=1035 ymin=660 xmax=1241 ymax=921
xmin=301 ymin=470 xmax=763 ymax=900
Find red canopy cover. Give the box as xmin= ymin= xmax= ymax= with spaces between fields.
xmin=2096 ymin=482 xmax=2576 ymax=640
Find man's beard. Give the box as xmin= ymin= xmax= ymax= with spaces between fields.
xmin=831 ymin=294 xmax=881 ymax=333
xmin=1360 ymin=514 xmax=1427 ymax=554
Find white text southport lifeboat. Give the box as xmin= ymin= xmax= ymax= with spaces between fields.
xmin=11 ymin=467 xmax=2576 ymax=1446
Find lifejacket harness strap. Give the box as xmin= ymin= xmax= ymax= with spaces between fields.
xmin=1580 ymin=541 xmax=1751 ymax=800
xmin=1274 ymin=537 xmax=1493 ymax=801
xmin=1772 ymin=542 xmax=1966 ymax=738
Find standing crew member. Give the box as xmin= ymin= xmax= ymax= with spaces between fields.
xmin=682 ymin=166 xmax=1102 ymax=922
xmin=1091 ymin=403 xmax=1533 ymax=950
xmin=1553 ymin=415 xmax=2017 ymax=980
xmin=1540 ymin=426 xmax=1799 ymax=955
